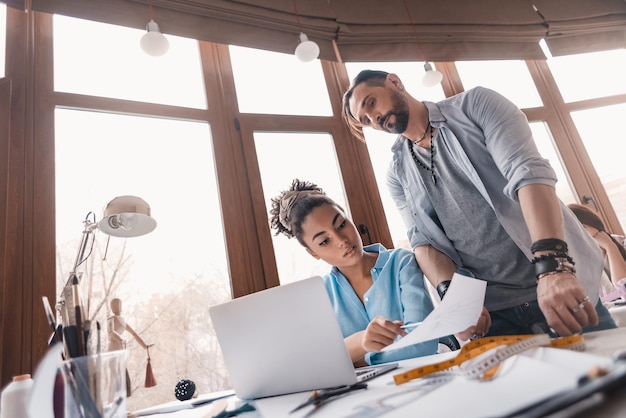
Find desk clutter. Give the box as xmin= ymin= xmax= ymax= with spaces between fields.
xmin=12 ymin=325 xmax=619 ymax=418
xmin=118 ymin=330 xmax=626 ymax=418
xmin=254 ymin=339 xmax=626 ymax=418
xmin=30 ymin=277 xmax=155 ymax=417
xmin=48 ymin=272 xmax=130 ymax=417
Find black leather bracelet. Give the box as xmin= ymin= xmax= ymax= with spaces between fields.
xmin=436 ymin=280 xmax=452 ymax=300
xmin=531 ymin=253 xmax=576 ymax=280
xmin=531 ymin=238 xmax=568 ymax=254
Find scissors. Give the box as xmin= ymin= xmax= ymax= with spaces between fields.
xmin=289 ymin=382 xmax=368 ymax=416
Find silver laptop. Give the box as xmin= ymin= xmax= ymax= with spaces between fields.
xmin=209 ymin=276 xmax=397 ymax=399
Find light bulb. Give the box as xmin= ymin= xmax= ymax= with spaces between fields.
xmin=140 ymin=20 xmax=169 ymax=57
xmin=422 ymin=62 xmax=443 ymax=87
xmin=118 ymin=213 xmax=138 ymax=230
xmin=107 ymin=213 xmax=137 ymax=231
xmin=295 ymin=32 xmax=320 ymax=62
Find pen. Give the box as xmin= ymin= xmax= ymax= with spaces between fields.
xmin=401 ymin=322 xmax=422 ymax=331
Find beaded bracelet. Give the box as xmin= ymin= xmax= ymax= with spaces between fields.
xmin=436 ymin=280 xmax=452 ymax=300
xmin=531 ymin=238 xmax=568 ymax=254
xmin=531 ymin=253 xmax=576 ymax=281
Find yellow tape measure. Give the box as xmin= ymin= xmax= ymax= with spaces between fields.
xmin=393 ymin=334 xmax=585 ymax=385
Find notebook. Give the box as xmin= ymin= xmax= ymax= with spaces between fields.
xmin=209 ymin=276 xmax=398 ymax=399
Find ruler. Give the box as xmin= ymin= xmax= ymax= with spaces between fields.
xmin=393 ymin=334 xmax=585 ymax=385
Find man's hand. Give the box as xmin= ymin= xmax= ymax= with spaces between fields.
xmin=457 ymin=307 xmax=491 ymax=341
xmin=537 ymin=272 xmax=598 ymax=336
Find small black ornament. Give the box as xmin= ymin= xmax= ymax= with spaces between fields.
xmin=174 ymin=378 xmax=196 ymax=401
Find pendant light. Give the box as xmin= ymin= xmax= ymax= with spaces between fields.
xmin=293 ymin=0 xmax=319 ymax=62
xmin=403 ymin=0 xmax=443 ymax=87
xmin=140 ymin=0 xmax=169 ymax=57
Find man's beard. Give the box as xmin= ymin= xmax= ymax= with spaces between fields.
xmin=381 ymin=92 xmax=410 ymax=134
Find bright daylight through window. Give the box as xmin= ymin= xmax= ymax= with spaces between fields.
xmin=53 ymin=15 xmax=229 ymax=409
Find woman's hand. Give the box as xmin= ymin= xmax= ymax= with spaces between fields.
xmin=361 ymin=316 xmax=405 ymax=352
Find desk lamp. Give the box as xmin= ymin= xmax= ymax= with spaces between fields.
xmin=57 ymin=195 xmax=157 ymax=331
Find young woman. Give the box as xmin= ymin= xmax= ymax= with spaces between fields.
xmin=568 ymin=204 xmax=626 ymax=299
xmin=269 ymin=179 xmax=439 ymax=367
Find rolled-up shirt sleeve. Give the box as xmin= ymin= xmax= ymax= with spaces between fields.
xmin=462 ymin=86 xmax=558 ymax=200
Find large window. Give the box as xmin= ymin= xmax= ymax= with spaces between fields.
xmin=54 ymin=15 xmax=206 ymax=108
xmin=547 ymin=49 xmax=626 ymax=230
xmin=55 ymin=109 xmax=231 ymax=409
xmin=455 ymin=60 xmax=543 ymax=109
xmin=230 ymin=45 xmax=332 ymax=116
xmin=571 ymin=104 xmax=626 ymax=227
xmin=53 ymin=15 xmax=230 ymax=409
xmin=254 ymin=132 xmax=346 ymax=284
xmin=547 ymin=49 xmax=626 ymax=103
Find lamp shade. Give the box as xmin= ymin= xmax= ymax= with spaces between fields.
xmin=97 ymin=195 xmax=157 ymax=237
xmin=295 ymin=32 xmax=320 ymax=62
xmin=422 ymin=62 xmax=443 ymax=87
xmin=140 ymin=20 xmax=170 ymax=57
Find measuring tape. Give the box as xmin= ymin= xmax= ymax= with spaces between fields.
xmin=393 ymin=334 xmax=585 ymax=385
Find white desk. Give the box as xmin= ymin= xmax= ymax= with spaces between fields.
xmin=136 ymin=327 xmax=626 ymax=418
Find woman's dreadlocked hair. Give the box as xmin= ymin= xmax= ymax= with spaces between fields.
xmin=269 ymin=179 xmax=340 ymax=247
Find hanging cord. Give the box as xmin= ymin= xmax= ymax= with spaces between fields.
xmin=529 ymin=2 xmax=550 ymax=36
xmin=148 ymin=0 xmax=154 ymax=21
xmin=402 ymin=0 xmax=426 ymax=61
xmin=292 ymin=0 xmax=303 ymax=32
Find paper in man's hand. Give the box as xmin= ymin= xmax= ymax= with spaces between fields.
xmin=382 ymin=273 xmax=486 ymax=352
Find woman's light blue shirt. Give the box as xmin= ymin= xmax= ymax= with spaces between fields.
xmin=322 ymin=243 xmax=438 ymax=365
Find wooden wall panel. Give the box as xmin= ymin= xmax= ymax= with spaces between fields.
xmin=0 ymin=78 xmax=12 ymax=386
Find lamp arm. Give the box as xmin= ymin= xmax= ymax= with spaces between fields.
xmin=57 ymin=213 xmax=98 ymax=326
xmin=71 ymin=219 xmax=98 ymax=275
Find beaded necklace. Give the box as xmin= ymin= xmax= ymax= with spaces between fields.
xmin=413 ymin=122 xmax=430 ymax=145
xmin=408 ymin=125 xmax=436 ymax=185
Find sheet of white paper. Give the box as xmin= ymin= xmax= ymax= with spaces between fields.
xmin=128 ymin=390 xmax=235 ymax=416
xmin=383 ymin=273 xmax=486 ymax=351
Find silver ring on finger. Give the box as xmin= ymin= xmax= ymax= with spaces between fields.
xmin=570 ymin=296 xmax=590 ymax=314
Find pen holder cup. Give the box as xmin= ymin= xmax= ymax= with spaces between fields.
xmin=61 ymin=350 xmax=128 ymax=418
